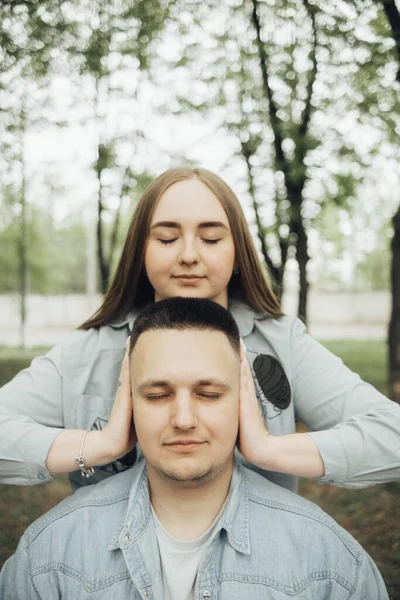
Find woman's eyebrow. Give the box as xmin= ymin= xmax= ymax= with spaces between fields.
xmin=151 ymin=221 xmax=228 ymax=230
xmin=151 ymin=221 xmax=180 ymax=230
xmin=198 ymin=222 xmax=228 ymax=230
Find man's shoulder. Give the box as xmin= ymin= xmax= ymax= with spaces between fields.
xmin=25 ymin=466 xmax=135 ymax=547
xmin=242 ymin=466 xmax=363 ymax=561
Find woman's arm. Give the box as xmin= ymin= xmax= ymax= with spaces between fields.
xmin=0 ymin=344 xmax=65 ymax=485
xmin=290 ymin=317 xmax=400 ymax=488
xmin=45 ymin=350 xmax=136 ymax=474
xmin=0 ymin=333 xmax=135 ymax=484
xmin=238 ymin=340 xmax=325 ymax=478
xmin=240 ymin=319 xmax=400 ymax=488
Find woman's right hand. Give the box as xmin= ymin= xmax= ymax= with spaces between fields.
xmin=46 ymin=344 xmax=137 ymax=474
xmin=101 ymin=347 xmax=137 ymax=462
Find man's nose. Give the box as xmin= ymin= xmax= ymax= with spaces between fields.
xmin=170 ymin=394 xmax=198 ymax=430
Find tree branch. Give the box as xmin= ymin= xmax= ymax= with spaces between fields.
xmin=299 ymin=0 xmax=318 ymax=142
xmin=250 ymin=0 xmax=287 ymax=177
xmin=381 ymin=0 xmax=400 ymax=81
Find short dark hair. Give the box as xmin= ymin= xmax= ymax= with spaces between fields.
xmin=129 ymin=297 xmax=240 ymax=355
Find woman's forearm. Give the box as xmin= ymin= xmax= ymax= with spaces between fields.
xmin=255 ymin=432 xmax=325 ymax=478
xmin=45 ymin=429 xmax=115 ymax=474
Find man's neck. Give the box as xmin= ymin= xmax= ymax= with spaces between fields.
xmin=148 ymin=461 xmax=233 ymax=541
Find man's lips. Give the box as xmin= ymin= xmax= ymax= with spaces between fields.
xmin=165 ymin=440 xmax=206 ymax=450
xmin=165 ymin=440 xmax=205 ymax=445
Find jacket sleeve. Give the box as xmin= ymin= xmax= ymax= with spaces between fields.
xmin=0 ymin=543 xmax=42 ymax=600
xmin=350 ymin=552 xmax=389 ymax=600
xmin=0 ymin=343 xmax=65 ymax=485
xmin=290 ymin=317 xmax=400 ymax=488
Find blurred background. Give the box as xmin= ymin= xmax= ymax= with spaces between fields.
xmin=0 ymin=0 xmax=399 ymax=597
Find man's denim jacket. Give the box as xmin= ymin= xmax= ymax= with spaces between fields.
xmin=0 ymin=459 xmax=388 ymax=600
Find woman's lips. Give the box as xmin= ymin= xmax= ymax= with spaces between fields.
xmin=173 ymin=275 xmax=205 ymax=284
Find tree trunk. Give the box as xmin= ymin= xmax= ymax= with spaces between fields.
xmin=389 ymin=204 xmax=400 ymax=402
xmin=241 ymin=145 xmax=283 ymax=296
xmin=95 ymin=142 xmax=109 ymax=294
xmin=250 ymin=0 xmax=316 ymax=317
xmin=19 ymin=110 xmax=28 ymax=348
xmin=382 ymin=0 xmax=400 ymax=82
xmin=19 ymin=162 xmax=27 ymax=348
xmin=293 ymin=218 xmax=310 ymax=324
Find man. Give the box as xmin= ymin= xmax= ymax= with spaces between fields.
xmin=0 ymin=297 xmax=388 ymax=599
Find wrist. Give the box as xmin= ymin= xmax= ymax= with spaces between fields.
xmin=252 ymin=432 xmax=277 ymax=471
xmin=84 ymin=430 xmax=118 ymax=467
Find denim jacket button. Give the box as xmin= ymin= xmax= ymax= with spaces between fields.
xmin=143 ymin=590 xmax=150 ymax=598
xmin=202 ymin=591 xmax=211 ymax=598
xmin=124 ymin=532 xmax=131 ymax=546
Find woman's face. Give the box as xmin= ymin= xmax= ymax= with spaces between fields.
xmin=144 ymin=178 xmax=236 ymax=308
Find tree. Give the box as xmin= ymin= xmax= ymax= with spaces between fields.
xmin=249 ymin=0 xmax=318 ymax=321
xmin=379 ymin=0 xmax=400 ymax=401
xmin=68 ymin=0 xmax=172 ymax=293
xmin=0 ymin=1 xmax=74 ymax=345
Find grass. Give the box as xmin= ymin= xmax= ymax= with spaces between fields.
xmin=0 ymin=340 xmax=399 ymax=598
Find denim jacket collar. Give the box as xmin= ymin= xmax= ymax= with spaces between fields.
xmin=108 ymin=460 xmax=251 ymax=556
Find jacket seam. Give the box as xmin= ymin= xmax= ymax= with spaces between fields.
xmin=215 ymin=570 xmax=354 ymax=594
xmin=31 ymin=563 xmax=131 ymax=591
xmin=247 ymin=492 xmax=362 ymax=564
xmin=26 ymin=493 xmax=130 ymax=548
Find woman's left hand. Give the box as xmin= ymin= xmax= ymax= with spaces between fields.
xmin=237 ymin=341 xmax=271 ymax=465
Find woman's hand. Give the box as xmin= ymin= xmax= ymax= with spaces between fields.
xmin=237 ymin=340 xmax=270 ymax=466
xmin=237 ymin=340 xmax=324 ymax=478
xmin=46 ymin=342 xmax=137 ymax=474
xmin=101 ymin=344 xmax=137 ymax=462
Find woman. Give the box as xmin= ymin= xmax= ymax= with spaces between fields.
xmin=0 ymin=166 xmax=399 ymax=493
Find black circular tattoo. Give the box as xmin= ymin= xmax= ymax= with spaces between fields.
xmin=253 ymin=354 xmax=291 ymax=410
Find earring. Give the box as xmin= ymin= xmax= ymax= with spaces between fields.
xmin=233 ymin=267 xmax=239 ymax=275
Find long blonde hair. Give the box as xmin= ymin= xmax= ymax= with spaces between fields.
xmin=80 ymin=167 xmax=282 ymax=329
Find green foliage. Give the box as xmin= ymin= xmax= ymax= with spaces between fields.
xmin=0 ymin=206 xmax=87 ymax=294
xmin=0 ymin=346 xmax=49 ymax=387
xmin=323 ymin=339 xmax=388 ymax=395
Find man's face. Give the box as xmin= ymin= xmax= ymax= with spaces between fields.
xmin=130 ymin=328 xmax=240 ymax=486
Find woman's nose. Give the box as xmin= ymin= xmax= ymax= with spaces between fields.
xmin=178 ymin=239 xmax=199 ymax=264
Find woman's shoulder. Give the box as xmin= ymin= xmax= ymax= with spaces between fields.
xmin=230 ymin=297 xmax=306 ymax=341
xmin=57 ymin=318 xmax=131 ymax=360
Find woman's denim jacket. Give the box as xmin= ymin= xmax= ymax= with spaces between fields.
xmin=0 ymin=459 xmax=388 ymax=599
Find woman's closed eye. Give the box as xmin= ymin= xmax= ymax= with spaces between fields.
xmin=157 ymin=238 xmax=222 ymax=245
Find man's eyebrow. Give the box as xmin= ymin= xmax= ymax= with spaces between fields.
xmin=137 ymin=379 xmax=231 ymax=392
xmin=195 ymin=379 xmax=231 ymax=389
xmin=137 ymin=380 xmax=171 ymax=393
xmin=150 ymin=221 xmax=228 ymax=230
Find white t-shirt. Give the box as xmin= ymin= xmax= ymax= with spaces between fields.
xmin=151 ymin=500 xmax=227 ymax=600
